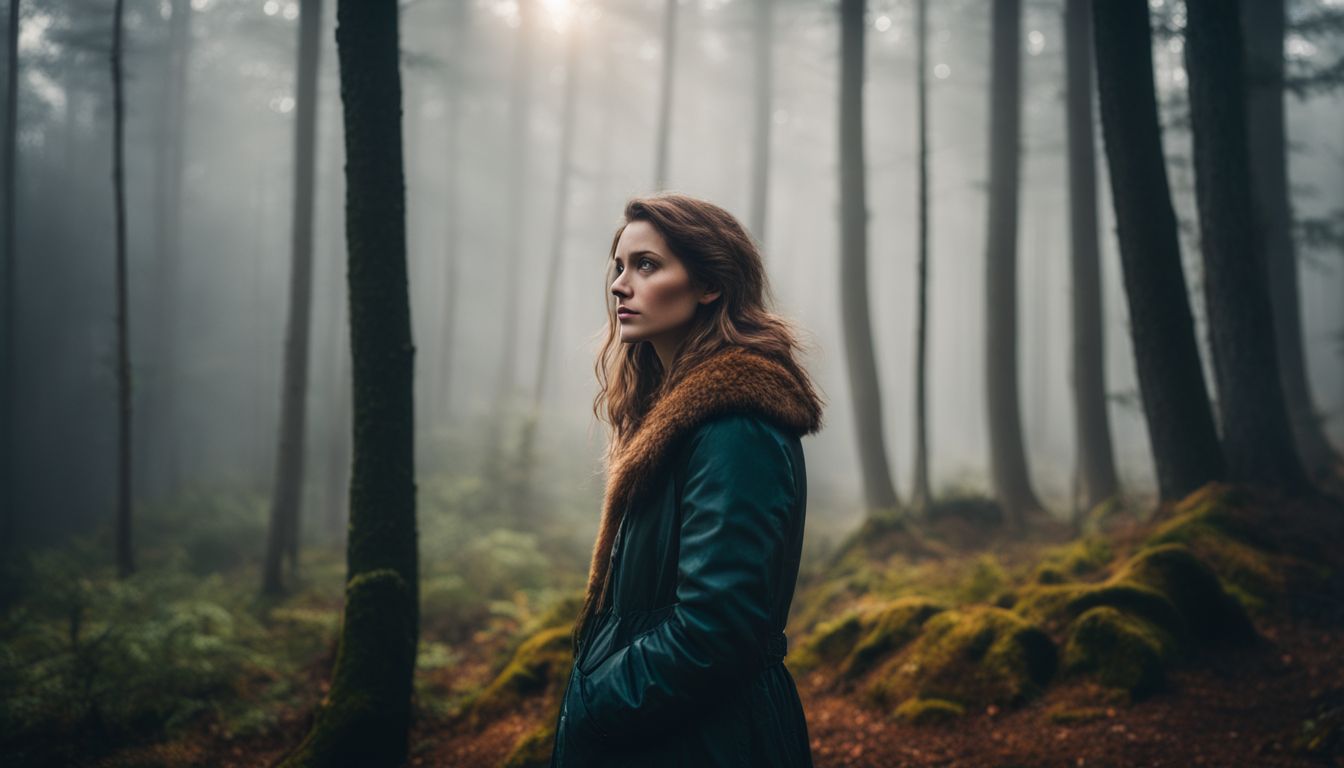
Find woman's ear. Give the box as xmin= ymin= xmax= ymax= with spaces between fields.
xmin=697 ymin=286 xmax=721 ymax=305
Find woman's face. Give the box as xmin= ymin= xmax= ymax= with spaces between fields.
xmin=609 ymin=221 xmax=719 ymax=354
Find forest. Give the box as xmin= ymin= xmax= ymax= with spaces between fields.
xmin=2 ymin=0 xmax=1344 ymax=766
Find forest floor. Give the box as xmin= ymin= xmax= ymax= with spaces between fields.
xmin=18 ymin=483 xmax=1340 ymax=768
xmin=406 ymin=610 xmax=1344 ymax=768
xmin=407 ymin=486 xmax=1344 ymax=768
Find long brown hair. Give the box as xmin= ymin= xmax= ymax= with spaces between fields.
xmin=577 ymin=192 xmax=819 ymax=647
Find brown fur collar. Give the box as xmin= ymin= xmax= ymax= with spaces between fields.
xmin=577 ymin=346 xmax=824 ymax=641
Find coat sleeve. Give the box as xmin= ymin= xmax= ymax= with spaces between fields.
xmin=564 ymin=414 xmax=797 ymax=746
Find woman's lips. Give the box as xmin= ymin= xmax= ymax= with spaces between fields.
xmin=617 ymin=308 xmax=639 ymax=320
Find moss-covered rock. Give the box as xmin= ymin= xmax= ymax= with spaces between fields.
xmin=893 ymin=697 xmax=965 ymax=723
xmin=867 ymin=605 xmax=1056 ymax=709
xmin=1115 ymin=544 xmax=1255 ymax=646
xmin=843 ymin=597 xmax=946 ymax=679
xmin=472 ymin=625 xmax=573 ymax=720
xmin=1011 ymin=581 xmax=1186 ymax=644
xmin=1063 ymin=606 xmax=1175 ymax=700
xmin=789 ymin=596 xmax=945 ymax=679
xmin=1033 ymin=536 xmax=1113 ymax=584
xmin=1145 ymin=484 xmax=1300 ymax=616
xmin=789 ymin=611 xmax=864 ymax=675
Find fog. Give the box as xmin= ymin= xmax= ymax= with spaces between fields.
xmin=6 ymin=0 xmax=1343 ymax=548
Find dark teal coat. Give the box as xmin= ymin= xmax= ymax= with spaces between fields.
xmin=550 ymin=347 xmax=821 ymax=767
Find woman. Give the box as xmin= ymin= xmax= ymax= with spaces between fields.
xmin=551 ymin=193 xmax=823 ymax=767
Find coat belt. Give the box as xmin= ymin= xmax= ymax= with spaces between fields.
xmin=765 ymin=631 xmax=788 ymax=666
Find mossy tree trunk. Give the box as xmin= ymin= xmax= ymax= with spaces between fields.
xmin=1238 ymin=0 xmax=1340 ymax=481
xmin=279 ymin=0 xmax=418 ymax=763
xmin=1091 ymin=0 xmax=1224 ymax=502
xmin=264 ymin=0 xmax=324 ymax=597
xmin=984 ymin=0 xmax=1044 ymax=526
xmin=1183 ymin=0 xmax=1312 ymax=495
xmin=1064 ymin=0 xmax=1119 ymax=511
xmin=839 ymin=0 xmax=901 ymax=516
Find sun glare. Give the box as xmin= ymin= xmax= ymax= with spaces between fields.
xmin=539 ymin=0 xmax=572 ymax=33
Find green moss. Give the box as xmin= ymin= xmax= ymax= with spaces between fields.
xmin=1033 ymin=537 xmax=1114 ymax=584
xmin=867 ymin=605 xmax=1056 ymax=709
xmin=1151 ymin=483 xmax=1276 ymax=552
xmin=1115 ymin=544 xmax=1255 ymax=646
xmin=1144 ymin=485 xmax=1297 ymax=617
xmin=1063 ymin=606 xmax=1174 ymax=700
xmin=473 ymin=625 xmax=573 ymax=720
xmin=843 ymin=597 xmax=946 ymax=679
xmin=502 ymin=720 xmax=557 ymax=768
xmin=279 ymin=568 xmax=417 ymax=768
xmin=1011 ymin=581 xmax=1185 ymax=644
xmin=955 ymin=554 xmax=1008 ymax=604
xmin=893 ymin=697 xmax=965 ymax=723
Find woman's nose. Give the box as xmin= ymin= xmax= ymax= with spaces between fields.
xmin=611 ymin=275 xmax=631 ymax=298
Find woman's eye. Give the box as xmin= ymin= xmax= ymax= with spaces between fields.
xmin=639 ymin=258 xmax=655 ymax=271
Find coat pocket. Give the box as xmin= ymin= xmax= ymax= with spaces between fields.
xmin=576 ymin=603 xmax=676 ymax=677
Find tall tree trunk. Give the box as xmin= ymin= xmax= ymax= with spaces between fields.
xmin=1064 ymin=0 xmax=1119 ymax=511
xmin=111 ymin=0 xmax=133 ymax=578
xmin=2 ymin=0 xmax=19 ymax=553
xmin=278 ymin=0 xmax=417 ymax=763
xmin=1239 ymin=0 xmax=1339 ymax=480
xmin=910 ymin=0 xmax=931 ymax=515
xmin=839 ymin=0 xmax=900 ymax=515
xmin=1091 ymin=0 xmax=1223 ymax=502
xmin=324 ymin=338 xmax=350 ymax=543
xmin=264 ymin=0 xmax=324 ymax=596
xmin=147 ymin=0 xmax=191 ymax=499
xmin=436 ymin=0 xmax=469 ymax=428
xmin=520 ymin=24 xmax=581 ymax=492
xmin=492 ymin=0 xmax=532 ymax=417
xmin=1183 ymin=0 xmax=1311 ymax=495
xmin=653 ymin=0 xmax=678 ymax=191
xmin=984 ymin=0 xmax=1043 ymax=525
xmin=748 ymin=0 xmax=773 ymax=243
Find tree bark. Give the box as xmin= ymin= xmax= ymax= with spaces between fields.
xmin=1091 ymin=0 xmax=1224 ymax=502
xmin=748 ymin=0 xmax=773 ymax=243
xmin=653 ymin=0 xmax=678 ymax=191
xmin=910 ymin=0 xmax=931 ymax=515
xmin=1183 ymin=0 xmax=1311 ymax=495
xmin=1064 ymin=0 xmax=1119 ymax=511
xmin=984 ymin=0 xmax=1043 ymax=525
xmin=278 ymin=0 xmax=417 ymax=762
xmin=839 ymin=0 xmax=900 ymax=515
xmin=1238 ymin=0 xmax=1339 ymax=480
xmin=111 ymin=0 xmax=133 ymax=578
xmin=264 ymin=0 xmax=324 ymax=596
